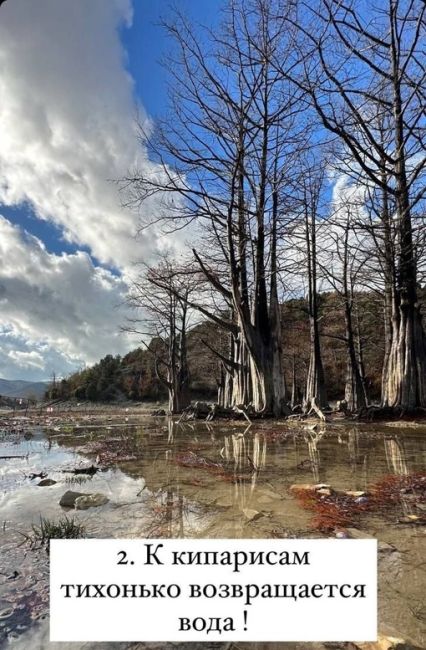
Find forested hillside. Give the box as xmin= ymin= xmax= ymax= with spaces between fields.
xmin=46 ymin=290 xmax=408 ymax=404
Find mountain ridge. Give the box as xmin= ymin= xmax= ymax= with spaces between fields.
xmin=0 ymin=378 xmax=48 ymax=400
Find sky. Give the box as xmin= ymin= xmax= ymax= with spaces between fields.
xmin=0 ymin=0 xmax=222 ymax=381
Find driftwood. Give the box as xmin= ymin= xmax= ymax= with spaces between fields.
xmin=61 ymin=464 xmax=99 ymax=475
xmin=177 ymin=401 xmax=254 ymax=423
xmin=28 ymin=471 xmax=47 ymax=479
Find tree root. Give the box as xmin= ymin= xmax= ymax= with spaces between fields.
xmin=232 ymin=404 xmax=252 ymax=424
xmin=177 ymin=401 xmax=256 ymax=422
xmin=306 ymin=397 xmax=327 ymax=422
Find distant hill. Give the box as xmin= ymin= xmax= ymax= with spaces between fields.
xmin=0 ymin=378 xmax=48 ymax=400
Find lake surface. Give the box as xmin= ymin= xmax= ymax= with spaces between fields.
xmin=0 ymin=414 xmax=425 ymax=649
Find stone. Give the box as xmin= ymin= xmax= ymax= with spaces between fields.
xmin=398 ymin=514 xmax=425 ymax=524
xmin=355 ymin=495 xmax=369 ymax=504
xmin=317 ymin=488 xmax=332 ymax=496
xmin=344 ymin=528 xmax=374 ymax=539
xmin=356 ymin=635 xmax=423 ymax=650
xmin=59 ymin=490 xmax=89 ymax=507
xmin=378 ymin=541 xmax=396 ymax=553
xmin=290 ymin=483 xmax=331 ymax=493
xmin=0 ymin=608 xmax=13 ymax=620
xmin=74 ymin=493 xmax=109 ymax=510
xmin=242 ymin=508 xmax=264 ymax=522
xmin=37 ymin=479 xmax=57 ymax=486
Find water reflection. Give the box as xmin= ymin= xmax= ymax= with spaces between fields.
xmin=0 ymin=417 xmax=425 ymax=647
xmin=384 ymin=436 xmax=409 ymax=475
xmin=302 ymin=429 xmax=325 ymax=482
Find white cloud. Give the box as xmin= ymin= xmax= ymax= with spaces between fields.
xmin=8 ymin=349 xmax=45 ymax=370
xmin=0 ymin=216 xmax=135 ymax=380
xmin=0 ymin=0 xmax=192 ymax=379
xmin=0 ymin=0 xmax=166 ymax=273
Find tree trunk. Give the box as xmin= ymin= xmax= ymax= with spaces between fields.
xmin=228 ymin=334 xmax=251 ymax=407
xmin=305 ymin=317 xmax=327 ymax=411
xmin=381 ymin=269 xmax=395 ymax=402
xmin=344 ymin=302 xmax=367 ymax=412
xmin=169 ymin=370 xmax=191 ymax=413
xmin=290 ymin=354 xmax=297 ymax=409
xmin=354 ymin=305 xmax=368 ymax=406
xmin=382 ymin=19 xmax=426 ymax=409
xmin=248 ymin=339 xmax=286 ymax=416
xmin=383 ymin=300 xmax=426 ymax=409
xmin=304 ymin=192 xmax=327 ymax=412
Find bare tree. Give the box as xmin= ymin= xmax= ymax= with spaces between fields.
xmin=301 ymin=168 xmax=328 ymax=414
xmin=285 ymin=163 xmax=328 ymax=414
xmin=126 ymin=257 xmax=194 ymax=414
xmin=123 ymin=0 xmax=307 ymax=415
xmin=288 ymin=0 xmax=426 ymax=409
xmin=318 ymin=208 xmax=368 ymax=411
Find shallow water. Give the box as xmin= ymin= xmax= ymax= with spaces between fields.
xmin=0 ymin=415 xmax=425 ymax=648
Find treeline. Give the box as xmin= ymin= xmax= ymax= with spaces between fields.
xmin=46 ymin=292 xmax=396 ymax=404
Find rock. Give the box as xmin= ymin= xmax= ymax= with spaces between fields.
xmin=242 ymin=508 xmax=264 ymax=522
xmin=398 ymin=514 xmax=426 ymax=525
xmin=355 ymin=635 xmax=423 ymax=650
xmin=317 ymin=488 xmax=332 ymax=496
xmin=59 ymin=490 xmax=89 ymax=507
xmin=0 ymin=608 xmax=13 ymax=620
xmin=344 ymin=528 xmax=374 ymax=539
xmin=355 ymin=495 xmax=369 ymax=504
xmin=378 ymin=541 xmax=396 ymax=553
xmin=38 ymin=478 xmax=57 ymax=486
xmin=290 ymin=483 xmax=331 ymax=493
xmin=334 ymin=529 xmax=350 ymax=538
xmin=74 ymin=493 xmax=109 ymax=510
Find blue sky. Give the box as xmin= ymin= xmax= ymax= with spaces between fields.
xmin=124 ymin=0 xmax=222 ymax=121
xmin=0 ymin=0 xmax=222 ymax=381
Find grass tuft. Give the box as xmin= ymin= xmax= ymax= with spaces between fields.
xmin=23 ymin=516 xmax=85 ymax=551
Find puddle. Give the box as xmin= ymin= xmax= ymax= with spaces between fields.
xmin=0 ymin=416 xmax=425 ymax=648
